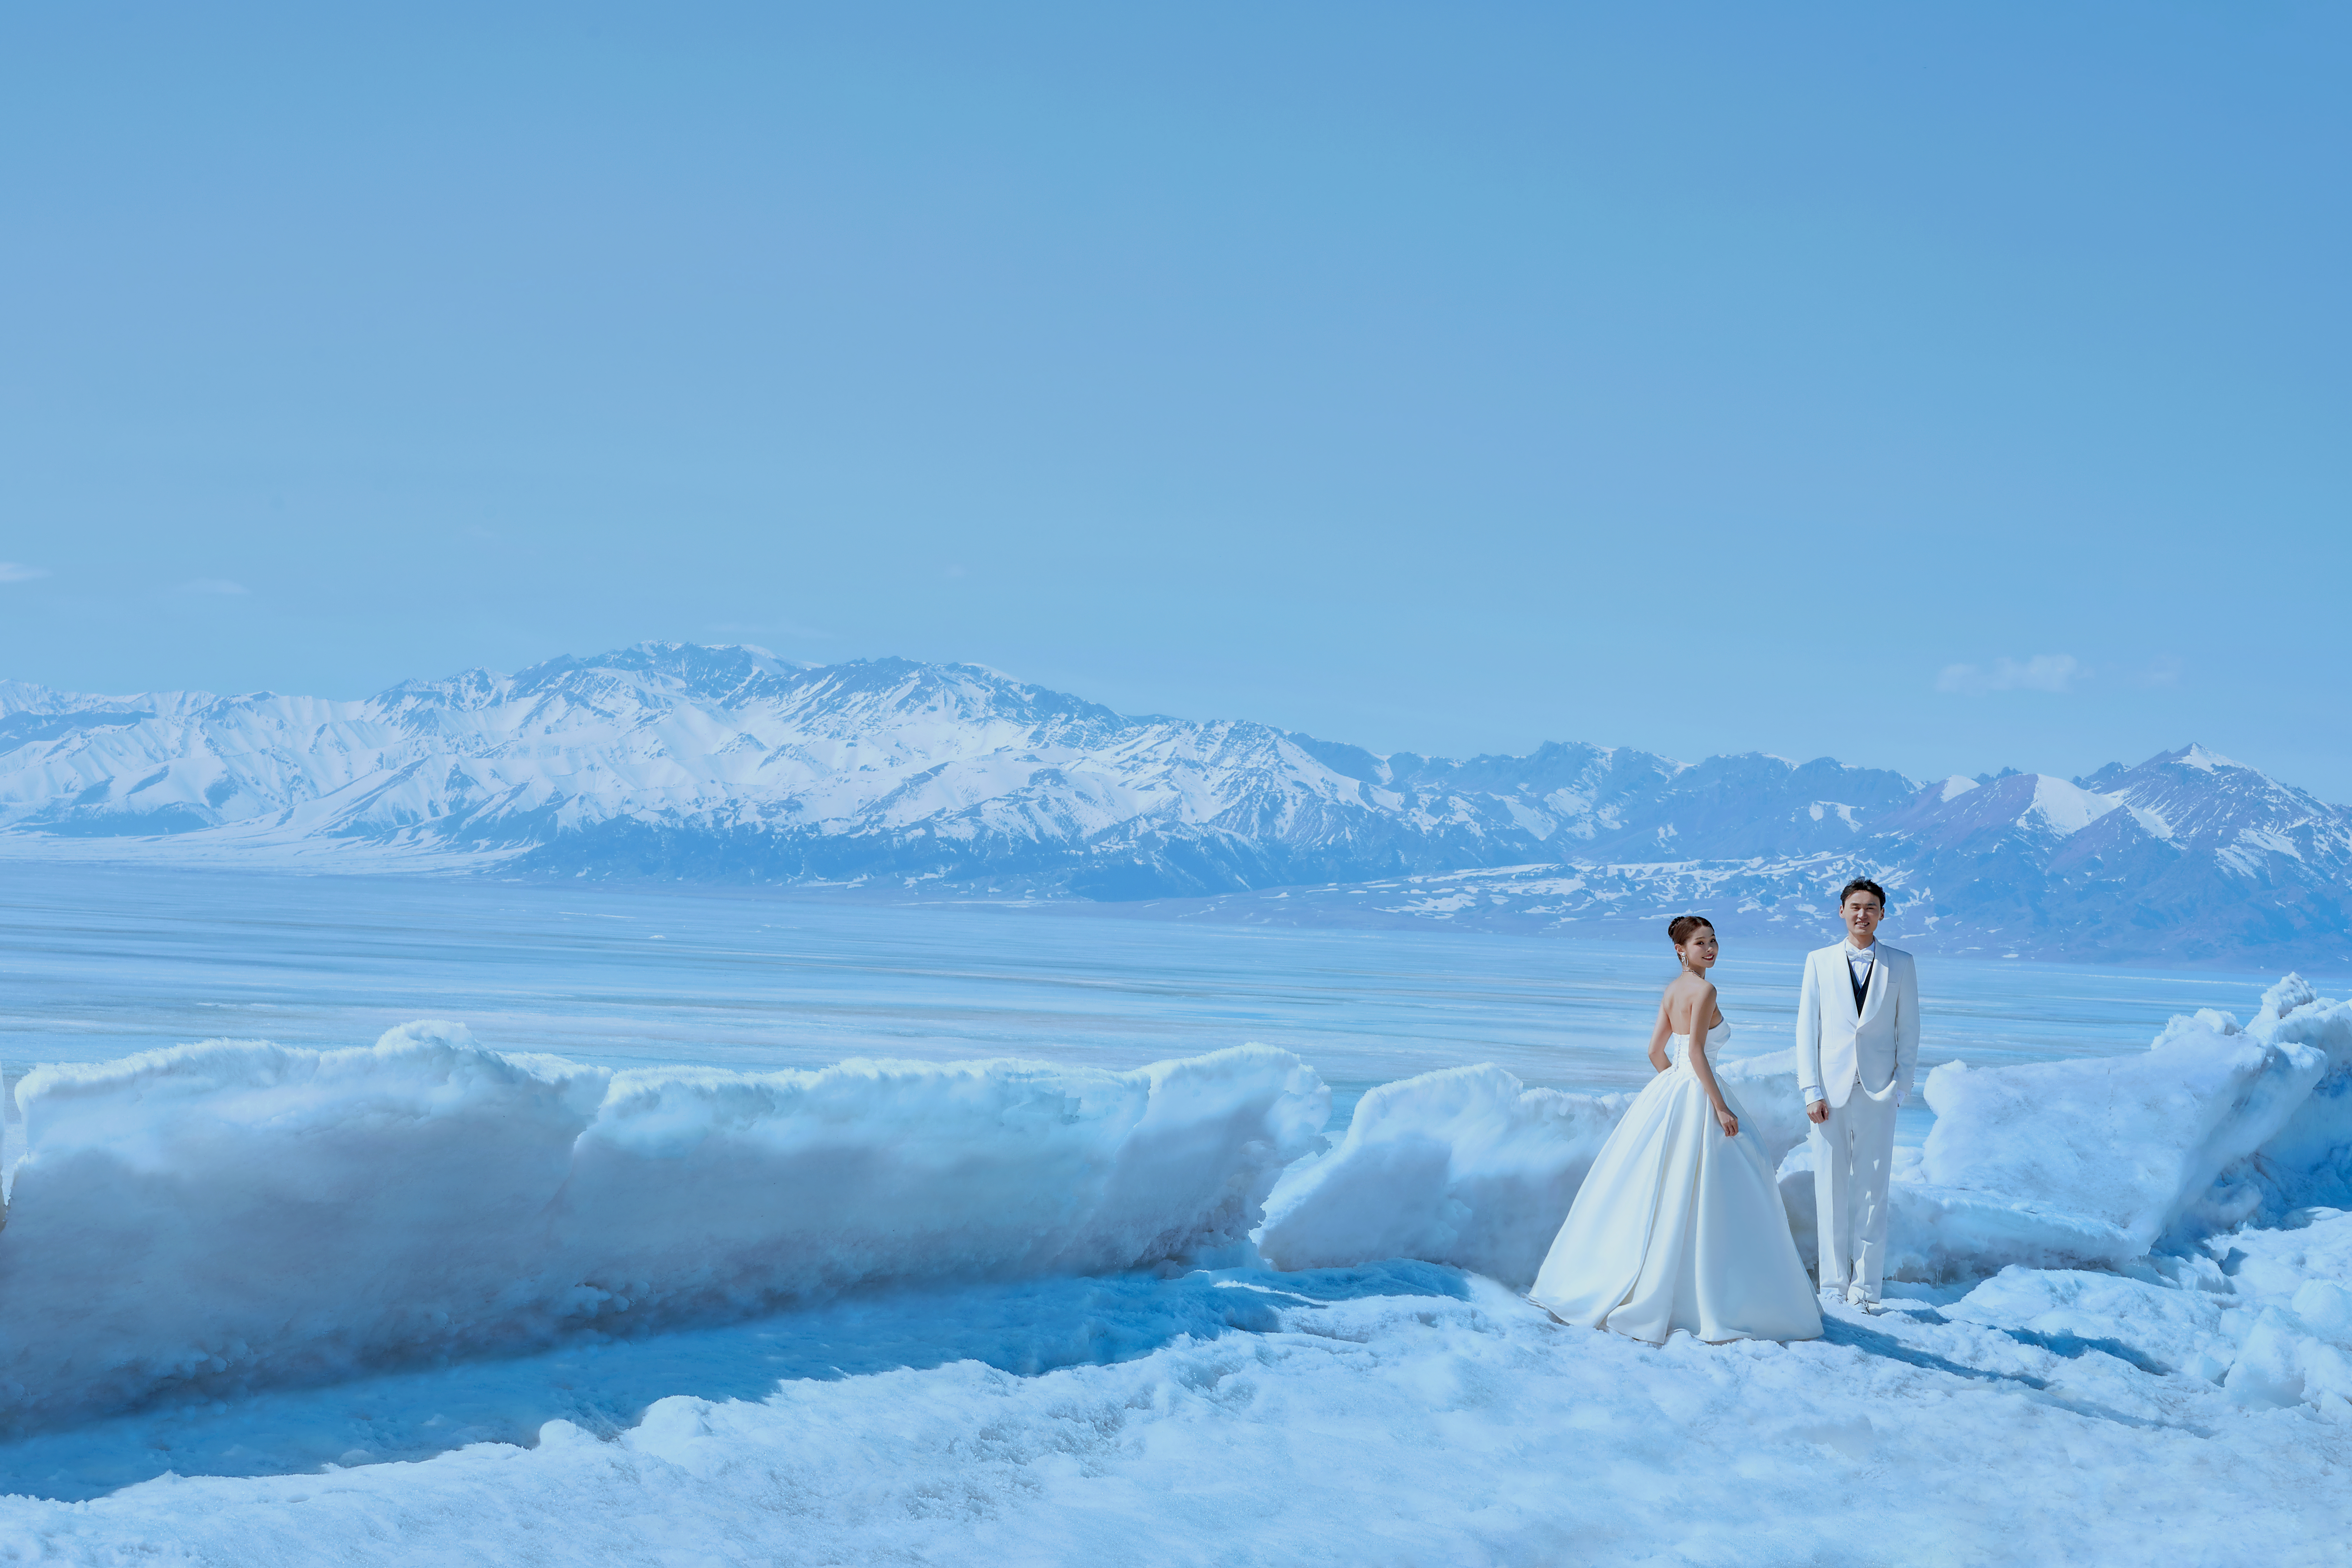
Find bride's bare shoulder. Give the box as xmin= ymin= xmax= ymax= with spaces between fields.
xmin=1660 ymin=973 xmax=1715 ymax=1021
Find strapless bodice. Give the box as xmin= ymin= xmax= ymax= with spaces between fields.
xmin=1668 ymin=1023 xmax=1730 ymax=1065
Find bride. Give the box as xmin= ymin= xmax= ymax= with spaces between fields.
xmin=1528 ymin=915 xmax=1822 ymax=1344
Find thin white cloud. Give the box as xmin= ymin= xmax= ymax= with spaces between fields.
xmin=177 ymin=578 xmax=252 ymax=596
xmin=0 ymin=562 xmax=51 ymax=583
xmin=1936 ymin=653 xmax=2081 ymax=696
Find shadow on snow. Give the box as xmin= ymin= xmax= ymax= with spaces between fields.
xmin=0 ymin=1261 xmax=1465 ymax=1503
xmin=1820 ymin=1318 xmax=2207 ymax=1437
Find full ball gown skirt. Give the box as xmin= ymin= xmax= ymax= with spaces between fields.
xmin=1528 ymin=1025 xmax=1822 ymax=1344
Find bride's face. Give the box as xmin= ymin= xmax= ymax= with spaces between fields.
xmin=1678 ymin=929 xmax=1718 ymax=970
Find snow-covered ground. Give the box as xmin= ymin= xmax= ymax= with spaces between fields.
xmin=0 ymin=876 xmax=2347 ymax=1562
xmin=2 ymin=1255 xmax=2346 ymax=1564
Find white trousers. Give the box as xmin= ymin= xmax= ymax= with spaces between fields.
xmin=1810 ymin=1078 xmax=1900 ymax=1301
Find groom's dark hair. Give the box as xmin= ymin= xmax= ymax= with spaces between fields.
xmin=1839 ymin=877 xmax=1889 ymax=909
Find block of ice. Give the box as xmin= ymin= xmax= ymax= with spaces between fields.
xmin=2216 ymin=1206 xmax=2352 ymax=1305
xmin=1 ymin=1021 xmax=613 ymax=1420
xmin=2291 ymin=1279 xmax=2352 ymax=1338
xmin=2225 ymin=1306 xmax=2352 ymax=1408
xmin=1255 ymin=1065 xmax=1629 ymax=1287
xmin=1919 ymin=1003 xmax=2329 ymax=1250
xmin=556 ymin=1045 xmax=1329 ymax=1321
xmin=2240 ymin=978 xmax=2352 ymax=1215
xmin=0 ymin=1025 xmax=1325 ymax=1433
xmin=2200 ymin=1206 xmax=2352 ymax=1412
xmin=1712 ymin=1048 xmax=1816 ymax=1172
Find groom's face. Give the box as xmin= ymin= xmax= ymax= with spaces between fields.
xmin=1842 ymin=892 xmax=1884 ymax=945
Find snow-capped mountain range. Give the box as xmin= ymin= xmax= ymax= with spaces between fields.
xmin=2 ymin=643 xmax=2346 ymax=964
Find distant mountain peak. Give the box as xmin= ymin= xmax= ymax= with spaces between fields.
xmin=2169 ymin=742 xmax=2245 ymax=772
xmin=0 ymin=646 xmax=2343 ymax=964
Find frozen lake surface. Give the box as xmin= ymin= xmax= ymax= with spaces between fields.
xmin=0 ymin=861 xmax=2325 ymax=1141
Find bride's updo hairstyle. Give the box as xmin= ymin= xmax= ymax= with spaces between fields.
xmin=1667 ymin=915 xmax=1714 ymax=947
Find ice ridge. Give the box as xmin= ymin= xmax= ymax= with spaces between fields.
xmin=0 ymin=1026 xmax=1327 ymax=1434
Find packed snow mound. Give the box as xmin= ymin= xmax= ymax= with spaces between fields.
xmin=2218 ymin=1207 xmax=2352 ymax=1410
xmin=1931 ymin=1206 xmax=2352 ymax=1417
xmin=1945 ymin=1258 xmax=2236 ymax=1379
xmin=0 ymin=1024 xmax=1326 ymax=1433
xmin=1256 ymin=1050 xmax=1808 ymax=1289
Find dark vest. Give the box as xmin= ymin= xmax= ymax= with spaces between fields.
xmin=1848 ymin=950 xmax=1875 ymax=1016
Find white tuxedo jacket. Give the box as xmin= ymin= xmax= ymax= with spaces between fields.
xmin=1795 ymin=941 xmax=1919 ymax=1110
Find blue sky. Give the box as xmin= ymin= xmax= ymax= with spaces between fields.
xmin=3 ymin=3 xmax=2347 ymax=796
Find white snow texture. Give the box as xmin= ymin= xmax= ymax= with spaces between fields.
xmin=0 ymin=1027 xmax=1326 ymax=1433
xmin=5 ymin=973 xmax=2349 ymax=1443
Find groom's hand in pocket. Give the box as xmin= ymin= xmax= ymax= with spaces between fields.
xmin=1806 ymin=1099 xmax=1830 ymax=1125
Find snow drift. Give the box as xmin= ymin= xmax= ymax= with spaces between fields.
xmin=0 ymin=1025 xmax=1326 ymax=1433
xmin=1931 ymin=1206 xmax=2352 ymax=1418
xmin=1260 ymin=976 xmax=2352 ymax=1295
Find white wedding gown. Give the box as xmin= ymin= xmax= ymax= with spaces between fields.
xmin=1528 ymin=1023 xmax=1822 ymax=1344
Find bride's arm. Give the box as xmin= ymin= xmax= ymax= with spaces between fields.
xmin=1681 ymin=983 xmax=1739 ymax=1137
xmin=1647 ymin=996 xmax=1673 ymax=1072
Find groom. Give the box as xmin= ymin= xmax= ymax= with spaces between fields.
xmin=1795 ymin=877 xmax=1919 ymax=1311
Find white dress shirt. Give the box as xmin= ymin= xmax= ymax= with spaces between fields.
xmin=1844 ymin=940 xmax=1877 ymax=1003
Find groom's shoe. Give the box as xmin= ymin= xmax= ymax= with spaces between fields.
xmin=1845 ymin=1290 xmax=1883 ymax=1314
